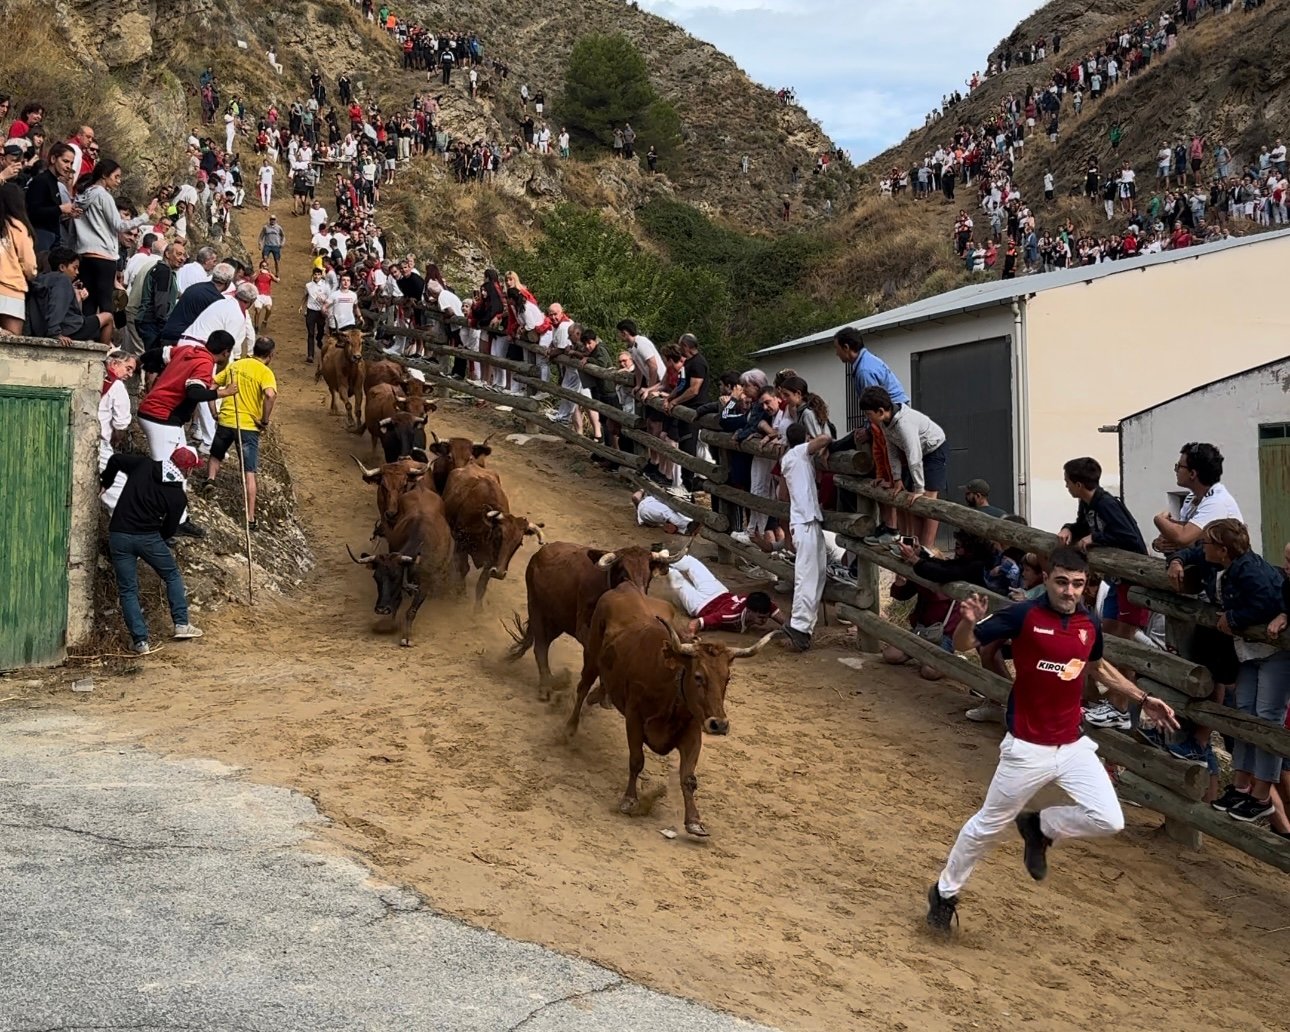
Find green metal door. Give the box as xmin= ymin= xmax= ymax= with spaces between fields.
xmin=1258 ymin=424 xmax=1290 ymax=558
xmin=0 ymin=385 xmax=72 ymax=669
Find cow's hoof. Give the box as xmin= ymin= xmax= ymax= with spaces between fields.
xmin=685 ymin=821 xmax=710 ymax=838
xmin=618 ymin=797 xmax=639 ymax=816
xmin=537 ymin=686 xmax=552 ymax=703
xmin=598 ymin=696 xmax=613 ymax=710
xmin=400 ymin=638 xmax=413 ymax=648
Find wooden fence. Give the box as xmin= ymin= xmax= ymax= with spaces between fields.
xmin=355 ymin=302 xmax=1290 ymax=873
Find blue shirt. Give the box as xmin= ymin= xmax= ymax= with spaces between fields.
xmin=852 ymin=350 xmax=908 ymax=405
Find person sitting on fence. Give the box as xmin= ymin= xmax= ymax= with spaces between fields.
xmin=666 ymin=553 xmax=784 ymax=636
xmin=1170 ymin=520 xmax=1290 ymax=828
xmin=859 ymin=386 xmax=948 ymax=548
xmin=882 ymin=569 xmax=958 ymax=681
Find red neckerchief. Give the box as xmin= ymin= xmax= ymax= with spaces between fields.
xmin=101 ymin=367 xmax=123 ymax=398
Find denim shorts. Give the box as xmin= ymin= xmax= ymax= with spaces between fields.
xmin=902 ymin=441 xmax=949 ymax=494
xmin=211 ymin=425 xmax=261 ymax=472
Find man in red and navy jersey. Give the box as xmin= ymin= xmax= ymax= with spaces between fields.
xmin=666 ymin=555 xmax=784 ymax=637
xmin=926 ymin=546 xmax=1179 ymax=933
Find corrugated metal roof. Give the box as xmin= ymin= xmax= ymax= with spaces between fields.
xmin=1118 ymin=354 xmax=1290 ymax=424
xmin=753 ymin=227 xmax=1290 ymax=358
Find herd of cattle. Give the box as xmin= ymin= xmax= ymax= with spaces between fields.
xmin=318 ymin=330 xmax=775 ymax=836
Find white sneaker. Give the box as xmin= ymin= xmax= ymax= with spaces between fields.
xmin=1085 ymin=704 xmax=1131 ymax=730
xmin=965 ymin=701 xmax=1003 ymax=723
xmin=730 ymin=531 xmax=752 ymax=545
xmin=173 ymin=624 xmax=204 ymax=640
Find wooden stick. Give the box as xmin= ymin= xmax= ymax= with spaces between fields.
xmin=621 ymin=427 xmax=726 ymax=482
xmin=511 ymin=373 xmax=643 ymax=429
xmin=230 ymin=387 xmax=253 ymax=606
xmin=701 ymin=430 xmax=874 ymax=476
xmin=1127 ymin=586 xmax=1290 ymax=651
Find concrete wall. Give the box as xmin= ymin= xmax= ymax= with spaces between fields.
xmin=0 ymin=338 xmax=108 ymax=657
xmin=1120 ymin=359 xmax=1290 ymax=555
xmin=1025 ymin=236 xmax=1290 ymax=535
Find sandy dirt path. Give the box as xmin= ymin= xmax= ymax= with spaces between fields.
xmin=60 ymin=198 xmax=1290 ymax=1032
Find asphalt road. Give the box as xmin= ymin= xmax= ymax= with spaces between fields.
xmin=0 ymin=710 xmax=774 ymax=1032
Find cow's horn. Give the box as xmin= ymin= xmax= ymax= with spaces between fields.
xmin=395 ymin=394 xmax=407 ymax=404
xmin=346 ymin=544 xmax=377 ymax=565
xmin=657 ymin=616 xmax=697 ymax=656
xmin=352 ymin=455 xmax=379 ymax=478
xmin=596 ymin=551 xmax=618 ymax=568
xmin=379 ymin=417 xmax=394 ymax=428
xmin=481 ymin=431 xmax=499 ymax=446
xmin=486 ymin=509 xmax=504 ymax=522
xmin=430 ymin=429 xmax=441 ymax=444
xmin=526 ymin=522 xmax=545 ymax=544
xmin=729 ymin=631 xmax=777 ymax=659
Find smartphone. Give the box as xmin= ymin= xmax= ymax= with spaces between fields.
xmin=899 ymin=535 xmax=919 ymax=548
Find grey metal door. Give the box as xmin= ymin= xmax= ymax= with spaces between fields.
xmin=911 ymin=337 xmax=1015 ymax=520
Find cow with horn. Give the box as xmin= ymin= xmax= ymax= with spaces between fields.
xmin=566 ymin=582 xmax=774 ymax=837
xmin=504 ymin=536 xmax=694 ymax=700
xmin=442 ymin=462 xmax=544 ymax=609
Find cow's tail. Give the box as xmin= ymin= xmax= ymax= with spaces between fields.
xmin=502 ymin=611 xmax=532 ymax=661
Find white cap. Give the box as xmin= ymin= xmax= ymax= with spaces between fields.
xmin=406 ymin=369 xmax=426 ymax=384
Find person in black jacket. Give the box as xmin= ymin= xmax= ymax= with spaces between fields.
xmin=101 ymin=445 xmax=205 ymax=655
xmin=1058 ymin=455 xmax=1153 ymax=729
xmin=24 ymin=142 xmax=79 ymax=254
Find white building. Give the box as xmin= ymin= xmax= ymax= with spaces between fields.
xmin=1118 ymin=357 xmax=1290 ymax=557
xmin=753 ymin=229 xmax=1290 ymax=534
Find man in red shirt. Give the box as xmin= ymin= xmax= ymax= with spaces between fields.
xmin=666 ymin=555 xmax=783 ymax=636
xmin=926 ymin=547 xmax=1179 ymax=933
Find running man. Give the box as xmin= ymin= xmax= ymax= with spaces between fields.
xmin=926 ymin=546 xmax=1180 ymax=933
xmin=666 ymin=554 xmax=784 ymax=636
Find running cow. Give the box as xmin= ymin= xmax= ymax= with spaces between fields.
xmin=346 ymin=488 xmax=456 ymax=647
xmin=565 ymin=582 xmax=774 ymax=837
xmin=504 ymin=539 xmax=692 ymax=699
xmin=442 ymin=464 xmax=544 ymax=608
xmin=317 ymin=327 xmax=366 ymax=429
xmin=427 ymin=432 xmax=495 ymax=494
xmin=363 ymin=383 xmax=435 ymax=462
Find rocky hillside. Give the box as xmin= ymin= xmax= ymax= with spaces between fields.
xmin=20 ymin=0 xmax=843 ymax=233
xmin=814 ymin=0 xmax=1290 ymax=311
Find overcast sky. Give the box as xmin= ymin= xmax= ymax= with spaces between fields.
xmin=637 ymin=0 xmax=1043 ymax=162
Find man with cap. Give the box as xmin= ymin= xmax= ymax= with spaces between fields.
xmin=963 ymin=478 xmax=1007 ymax=518
xmin=100 ymin=444 xmax=206 ymax=655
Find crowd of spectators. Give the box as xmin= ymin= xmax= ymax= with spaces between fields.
xmin=887 ymin=0 xmax=1284 ymax=279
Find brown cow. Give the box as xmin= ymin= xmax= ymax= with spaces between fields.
xmin=363 ymin=383 xmax=435 ymax=461
xmin=566 ymin=587 xmax=774 ymax=837
xmin=442 ymin=464 xmax=543 ymax=608
xmin=427 ymin=432 xmax=495 ymax=494
xmin=317 ymin=327 xmax=366 ymax=428
xmin=504 ymin=539 xmax=692 ymax=700
xmin=353 ymin=454 xmax=433 ymax=539
xmin=363 ymin=359 xmax=409 ymax=391
xmin=346 ymin=488 xmax=457 ymax=647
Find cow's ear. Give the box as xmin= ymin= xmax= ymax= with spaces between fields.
xmin=409 ymin=447 xmax=430 ymax=464
xmin=426 ymin=402 xmax=439 ymax=412
xmin=429 ymin=441 xmax=450 ymax=457
xmin=472 ymin=444 xmax=492 ymax=459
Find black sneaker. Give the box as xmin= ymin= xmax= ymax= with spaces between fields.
xmin=780 ymin=626 xmax=812 ymax=652
xmin=1211 ymin=785 xmax=1250 ymax=813
xmin=248 ymin=520 xmax=259 ymax=533
xmin=195 ymin=478 xmax=217 ymax=497
xmin=1227 ymin=795 xmax=1275 ymax=823
xmin=926 ymin=884 xmax=959 ymax=933
xmin=1015 ymin=811 xmax=1051 ymax=881
xmin=175 ymin=520 xmax=207 ymax=539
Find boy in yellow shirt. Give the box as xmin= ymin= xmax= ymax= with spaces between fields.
xmin=201 ymin=336 xmax=278 ymax=531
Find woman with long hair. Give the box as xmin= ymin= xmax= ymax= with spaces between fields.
xmin=72 ymin=159 xmax=156 ymax=315
xmin=480 ymin=268 xmax=509 ymax=391
xmin=0 ymin=183 xmax=37 ymax=334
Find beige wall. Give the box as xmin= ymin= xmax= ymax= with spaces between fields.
xmin=0 ymin=339 xmax=108 ymax=657
xmin=1024 ymin=237 xmax=1290 ymax=534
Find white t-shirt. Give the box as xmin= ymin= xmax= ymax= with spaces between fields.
xmin=175 ymin=261 xmax=211 ymax=294
xmin=258 ymin=164 xmax=274 ymax=186
xmin=629 ymin=334 xmax=661 ymax=385
xmin=780 ymin=443 xmax=822 ymax=526
xmin=1181 ymin=483 xmax=1243 ymax=527
xmin=180 ymin=296 xmax=251 ymax=356
xmin=636 ymin=495 xmax=691 ymax=532
xmin=304 ymin=279 xmax=330 ymax=311
xmin=327 ymin=287 xmax=358 ymax=329
xmin=98 ymin=379 xmax=131 ymax=466
xmin=437 ymin=287 xmax=464 ymax=320
xmin=309 ymin=205 xmax=328 ymax=234
xmin=124 ymin=251 xmax=160 ymax=292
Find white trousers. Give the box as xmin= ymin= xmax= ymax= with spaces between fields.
xmin=192 ymin=402 xmax=217 ymax=455
xmin=790 ymin=520 xmax=827 ymax=634
xmin=489 ymin=334 xmax=510 ymax=388
xmin=938 ymin=734 xmax=1124 ymax=897
xmin=259 ymin=182 xmax=272 ymax=206
xmin=667 ymin=555 xmax=726 ymax=617
xmin=138 ymin=419 xmax=190 ymax=523
xmin=98 ymin=446 xmax=126 ymax=514
xmin=748 ymin=456 xmax=775 ymax=535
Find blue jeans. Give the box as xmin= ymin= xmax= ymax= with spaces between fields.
xmin=1231 ymin=651 xmax=1290 ymax=784
xmin=109 ymin=531 xmax=189 ymax=644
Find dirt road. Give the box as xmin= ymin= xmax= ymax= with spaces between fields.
xmin=62 ymin=200 xmax=1290 ymax=1032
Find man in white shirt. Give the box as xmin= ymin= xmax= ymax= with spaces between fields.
xmin=308 ymin=199 xmax=328 ymax=235
xmin=325 ymin=272 xmax=359 ymax=331
xmin=99 ymin=349 xmax=137 ymax=512
xmin=779 ymin=423 xmax=832 ymax=652
xmin=302 ymin=267 xmax=330 ymax=363
xmin=177 ymin=282 xmax=258 ymax=453
xmin=124 ymin=234 xmax=161 ymax=292
xmin=175 ymin=246 xmax=218 ymax=294
xmin=1152 ymin=442 xmax=1243 ymax=553
xmin=632 ymin=489 xmax=692 ymax=535
xmin=617 ymin=318 xmax=662 ymax=388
